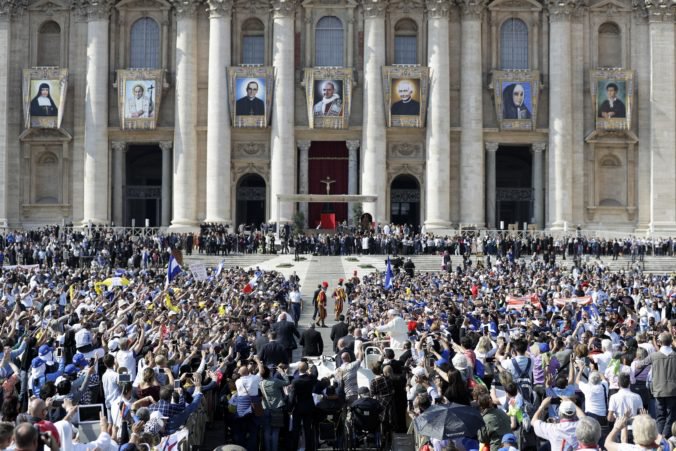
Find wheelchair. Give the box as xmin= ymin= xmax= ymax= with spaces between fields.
xmin=343 ymin=398 xmax=387 ymax=450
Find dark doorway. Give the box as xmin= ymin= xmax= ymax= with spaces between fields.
xmin=125 ymin=145 xmax=162 ymax=227
xmin=496 ymin=146 xmax=533 ymax=227
xmin=236 ymin=174 xmax=266 ymax=228
xmin=308 ymin=141 xmax=348 ymax=228
xmin=390 ymin=174 xmax=421 ymax=226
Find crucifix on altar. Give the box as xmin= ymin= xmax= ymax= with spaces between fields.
xmin=319 ymin=176 xmax=336 ymax=221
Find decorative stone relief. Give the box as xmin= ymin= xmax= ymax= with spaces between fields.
xmin=170 ymin=0 xmax=202 ymax=17
xmin=235 ymin=142 xmax=268 ymax=158
xmin=363 ymin=0 xmax=388 ymax=18
xmin=426 ymin=0 xmax=452 ymax=18
xmin=457 ymin=0 xmax=487 ymax=19
xmin=232 ymin=161 xmax=270 ymax=182
xmin=206 ymin=0 xmax=233 ymax=17
xmin=271 ymin=0 xmax=297 ymax=17
xmin=389 ymin=142 xmax=423 ymax=159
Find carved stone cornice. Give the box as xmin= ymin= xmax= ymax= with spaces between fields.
xmin=170 ymin=0 xmax=202 ymax=18
xmin=426 ymin=0 xmax=452 ymax=18
xmin=271 ymin=0 xmax=296 ymax=18
xmin=72 ymin=0 xmax=114 ymax=21
xmin=390 ymin=0 xmax=424 ymax=13
xmin=362 ymin=0 xmax=387 ymax=18
xmin=206 ymin=0 xmax=232 ymax=17
xmin=636 ymin=0 xmax=675 ymax=22
xmin=457 ymin=0 xmax=486 ymax=20
xmin=546 ymin=0 xmax=581 ymax=21
xmin=0 ymin=0 xmax=28 ymax=19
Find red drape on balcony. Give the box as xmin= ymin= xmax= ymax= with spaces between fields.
xmin=308 ymin=141 xmax=348 ymax=228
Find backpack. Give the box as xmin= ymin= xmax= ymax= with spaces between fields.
xmin=511 ymin=358 xmax=534 ymax=406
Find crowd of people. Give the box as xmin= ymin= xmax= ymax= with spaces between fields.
xmin=0 ymin=225 xmax=673 ymax=451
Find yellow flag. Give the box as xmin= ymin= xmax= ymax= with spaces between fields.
xmin=218 ymin=305 xmax=226 ymax=317
xmin=164 ymin=294 xmax=180 ymax=313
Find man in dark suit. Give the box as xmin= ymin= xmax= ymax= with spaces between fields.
xmin=391 ymin=80 xmax=420 ymax=115
xmin=235 ymin=81 xmax=265 ymax=115
xmin=299 ymin=323 xmax=324 ymax=357
xmin=289 ymin=361 xmax=318 ymax=450
xmin=272 ymin=313 xmax=300 ymax=361
xmin=398 ymin=340 xmax=413 ymax=364
xmin=383 ymin=348 xmax=404 ymax=375
xmin=333 ymin=338 xmax=356 ymax=364
xmin=257 ymin=330 xmax=288 ymax=366
xmin=330 ymin=315 xmax=349 ymax=353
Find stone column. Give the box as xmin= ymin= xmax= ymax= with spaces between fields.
xmin=205 ymin=0 xmax=233 ymax=224
xmin=170 ymin=0 xmax=200 ymax=229
xmin=532 ymin=142 xmax=545 ymax=229
xmin=458 ymin=0 xmax=486 ymax=227
xmin=361 ymin=0 xmax=388 ymax=224
xmin=111 ymin=142 xmax=126 ymax=226
xmin=159 ymin=141 xmax=173 ymax=227
xmin=425 ymin=0 xmax=452 ymax=229
xmin=485 ymin=142 xmax=498 ymax=229
xmin=346 ymin=139 xmax=360 ymax=222
xmin=270 ymin=0 xmax=296 ymax=224
xmin=646 ymin=5 xmax=676 ymax=230
xmin=83 ymin=1 xmax=113 ymax=224
xmin=0 ymin=8 xmax=14 ymax=227
xmin=297 ymin=140 xmax=310 ymax=226
xmin=546 ymin=0 xmax=575 ymax=230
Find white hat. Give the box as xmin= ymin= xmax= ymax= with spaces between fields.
xmin=387 ymin=309 xmax=398 ymax=316
xmin=452 ymin=353 xmax=469 ymax=371
xmin=559 ymin=400 xmax=577 ymax=417
xmin=412 ymin=366 xmax=426 ymax=378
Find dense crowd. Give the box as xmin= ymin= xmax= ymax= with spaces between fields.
xmin=0 ymin=225 xmax=673 ymax=451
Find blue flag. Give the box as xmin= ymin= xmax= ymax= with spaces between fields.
xmin=166 ymin=255 xmax=182 ymax=287
xmin=384 ymin=256 xmax=393 ymax=290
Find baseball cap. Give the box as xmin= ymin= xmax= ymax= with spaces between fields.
xmin=502 ymin=433 xmax=517 ymax=444
xmin=38 ymin=344 xmax=52 ymax=356
xmin=64 ymin=364 xmax=78 ymax=376
xmin=31 ymin=357 xmax=45 ymax=369
xmin=72 ymin=353 xmax=87 ymax=367
xmin=559 ymin=400 xmax=577 ymax=417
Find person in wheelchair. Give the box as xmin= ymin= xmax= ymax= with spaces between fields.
xmin=349 ymin=387 xmax=384 ymax=435
xmin=315 ymin=381 xmax=346 ymax=446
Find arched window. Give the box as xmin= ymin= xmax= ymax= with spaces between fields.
xmin=241 ymin=18 xmax=265 ymax=65
xmin=394 ymin=19 xmax=418 ymax=65
xmin=315 ymin=16 xmax=344 ymax=67
xmin=130 ymin=17 xmax=160 ymax=68
xmin=598 ymin=22 xmax=621 ymax=67
xmin=500 ymin=18 xmax=528 ymax=69
xmin=37 ymin=21 xmax=61 ymax=66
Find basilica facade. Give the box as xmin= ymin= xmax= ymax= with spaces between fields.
xmin=0 ymin=0 xmax=673 ymax=231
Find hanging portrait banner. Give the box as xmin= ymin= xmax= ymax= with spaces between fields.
xmin=23 ymin=67 xmax=68 ymax=129
xmin=591 ymin=69 xmax=633 ymax=131
xmin=304 ymin=67 xmax=353 ymax=129
xmin=117 ymin=69 xmax=165 ymax=130
xmin=492 ymin=70 xmax=540 ymax=131
xmin=227 ymin=66 xmax=274 ymax=128
xmin=382 ymin=66 xmax=429 ymax=128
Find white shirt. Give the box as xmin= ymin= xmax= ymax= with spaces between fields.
xmin=102 ymin=368 xmax=121 ymax=409
xmin=578 ymin=381 xmax=609 ymax=416
xmin=236 ymin=373 xmax=262 ymax=396
xmin=533 ymin=418 xmax=579 ymax=451
xmin=290 ymin=290 xmax=301 ymax=304
xmin=592 ymin=351 xmax=613 ymax=374
xmin=608 ymin=387 xmax=643 ymax=417
xmin=115 ymin=349 xmax=137 ymax=380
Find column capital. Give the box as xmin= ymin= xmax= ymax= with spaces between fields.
xmin=206 ymin=0 xmax=232 ymax=17
xmin=170 ymin=0 xmax=203 ymax=18
xmin=74 ymin=0 xmax=114 ymax=21
xmin=426 ymin=0 xmax=452 ymax=19
xmin=346 ymin=140 xmax=360 ymax=152
xmin=297 ymin=140 xmax=311 ymax=152
xmin=271 ymin=0 xmax=296 ymax=18
xmin=641 ymin=1 xmax=674 ymax=22
xmin=111 ymin=141 xmax=127 ymax=153
xmin=0 ymin=0 xmax=27 ymax=20
xmin=485 ymin=142 xmax=499 ymax=152
xmin=159 ymin=141 xmax=174 ymax=152
xmin=456 ymin=0 xmax=486 ymax=20
xmin=362 ymin=0 xmax=388 ymax=18
xmin=546 ymin=0 xmax=580 ymax=21
xmin=532 ymin=142 xmax=546 ymax=153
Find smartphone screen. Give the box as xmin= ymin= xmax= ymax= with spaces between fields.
xmin=118 ymin=374 xmax=131 ymax=383
xmin=174 ymin=380 xmax=181 ymax=389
